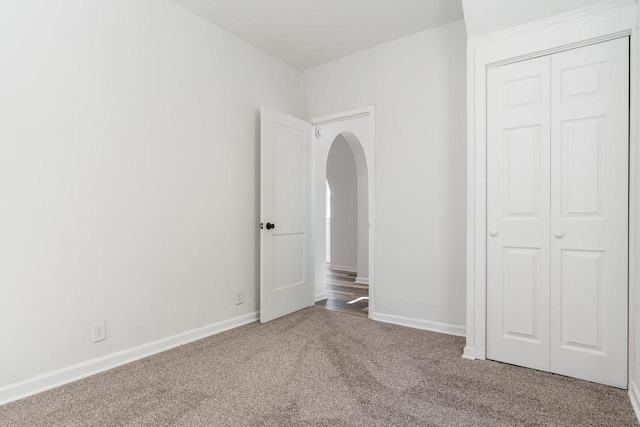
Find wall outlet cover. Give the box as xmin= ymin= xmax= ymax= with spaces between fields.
xmin=92 ymin=321 xmax=106 ymax=343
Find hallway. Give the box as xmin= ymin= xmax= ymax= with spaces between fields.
xmin=315 ymin=267 xmax=369 ymax=317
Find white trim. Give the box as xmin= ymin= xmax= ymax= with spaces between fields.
xmin=462 ymin=346 xmax=475 ymax=360
xmin=466 ymin=1 xmax=638 ymax=365
xmin=315 ymin=292 xmax=328 ymax=302
xmin=629 ymin=9 xmax=639 ymax=404
xmin=0 ymin=311 xmax=259 ymax=406
xmin=311 ymin=106 xmax=373 ymax=126
xmin=328 ymin=264 xmax=357 ymax=273
xmin=630 ymin=380 xmax=640 ymax=422
xmin=486 ymin=30 xmax=632 ymax=69
xmin=311 ymin=105 xmax=376 ymax=320
xmin=355 ymin=277 xmax=369 ymax=285
xmin=371 ymin=312 xmax=466 ymax=337
xmin=465 ymin=35 xmax=477 ymax=363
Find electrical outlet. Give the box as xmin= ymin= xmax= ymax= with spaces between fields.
xmin=92 ymin=321 xmax=106 ymax=343
xmin=235 ymin=290 xmax=243 ymax=305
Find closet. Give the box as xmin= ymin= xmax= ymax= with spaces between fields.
xmin=486 ymin=37 xmax=629 ymax=388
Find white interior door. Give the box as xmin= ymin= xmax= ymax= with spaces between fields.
xmin=487 ymin=37 xmax=629 ymax=388
xmin=487 ymin=56 xmax=552 ymax=372
xmin=260 ymin=107 xmax=314 ymax=323
xmin=549 ymin=37 xmax=629 ymax=388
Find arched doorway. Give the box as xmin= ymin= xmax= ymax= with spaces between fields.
xmin=317 ymin=131 xmax=369 ymax=317
xmin=309 ymin=107 xmax=375 ymax=319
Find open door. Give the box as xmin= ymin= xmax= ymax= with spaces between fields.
xmin=260 ymin=107 xmax=314 ymax=323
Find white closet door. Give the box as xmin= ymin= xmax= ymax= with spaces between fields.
xmin=549 ymin=38 xmax=629 ymax=388
xmin=487 ymin=56 xmax=551 ymax=372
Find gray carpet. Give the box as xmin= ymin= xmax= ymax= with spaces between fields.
xmin=0 ymin=307 xmax=637 ymax=426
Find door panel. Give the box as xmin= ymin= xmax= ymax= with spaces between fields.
xmin=504 ymin=126 xmax=541 ymax=216
xmin=559 ymin=250 xmax=604 ymax=351
xmin=487 ymin=56 xmax=551 ymax=372
xmin=260 ymin=107 xmax=314 ymax=323
xmin=561 ymin=118 xmax=604 ymax=217
xmin=272 ymin=123 xmax=306 ymax=216
xmin=502 ymin=247 xmax=541 ymax=341
xmin=550 ymin=38 xmax=629 ymax=388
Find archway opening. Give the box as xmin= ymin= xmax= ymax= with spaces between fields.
xmin=317 ymin=132 xmax=369 ymax=317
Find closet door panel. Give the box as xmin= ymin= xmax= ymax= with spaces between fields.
xmin=550 ymin=37 xmax=629 ymax=388
xmin=486 ymin=56 xmax=551 ymax=372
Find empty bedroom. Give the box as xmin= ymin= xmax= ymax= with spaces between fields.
xmin=1 ymin=0 xmax=640 ymax=425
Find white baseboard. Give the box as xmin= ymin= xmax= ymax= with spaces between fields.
xmin=328 ymin=264 xmax=357 ymax=273
xmin=462 ymin=346 xmax=476 ymax=360
xmin=371 ymin=312 xmax=466 ymax=337
xmin=629 ymin=379 xmax=640 ymax=424
xmin=355 ymin=277 xmax=369 ymax=285
xmin=0 ymin=311 xmax=259 ymax=406
xmin=315 ymin=292 xmax=328 ymax=302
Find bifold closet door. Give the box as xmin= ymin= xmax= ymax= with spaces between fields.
xmin=487 ymin=37 xmax=629 ymax=388
xmin=549 ymin=37 xmax=628 ymax=388
xmin=487 ymin=56 xmax=552 ymax=372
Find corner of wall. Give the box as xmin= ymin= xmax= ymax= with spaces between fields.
xmin=299 ymin=72 xmax=309 ymax=121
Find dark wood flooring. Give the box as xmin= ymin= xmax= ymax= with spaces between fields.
xmin=315 ymin=267 xmax=369 ymax=317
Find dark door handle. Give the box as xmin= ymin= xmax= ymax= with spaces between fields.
xmin=266 ymin=222 xmax=275 ymax=230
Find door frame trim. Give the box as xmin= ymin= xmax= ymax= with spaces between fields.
xmin=310 ymin=106 xmax=376 ymax=318
xmin=464 ymin=0 xmax=638 ymax=384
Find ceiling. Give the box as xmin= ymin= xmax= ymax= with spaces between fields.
xmin=172 ymin=0 xmax=464 ymax=71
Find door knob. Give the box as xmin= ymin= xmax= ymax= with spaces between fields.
xmin=554 ymin=230 xmax=564 ymax=238
xmin=266 ymin=222 xmax=275 ymax=230
xmin=489 ymin=229 xmax=498 ymax=237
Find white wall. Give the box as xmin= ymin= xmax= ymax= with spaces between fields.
xmin=302 ymin=20 xmax=468 ymax=329
xmin=462 ymin=0 xmax=608 ymax=38
xmin=0 ymin=0 xmax=299 ymax=392
xmin=326 ymin=135 xmax=358 ymax=271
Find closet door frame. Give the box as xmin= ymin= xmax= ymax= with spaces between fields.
xmin=465 ymin=0 xmax=638 ymax=385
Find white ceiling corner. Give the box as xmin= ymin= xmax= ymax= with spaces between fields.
xmin=172 ymin=0 xmax=464 ymax=71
